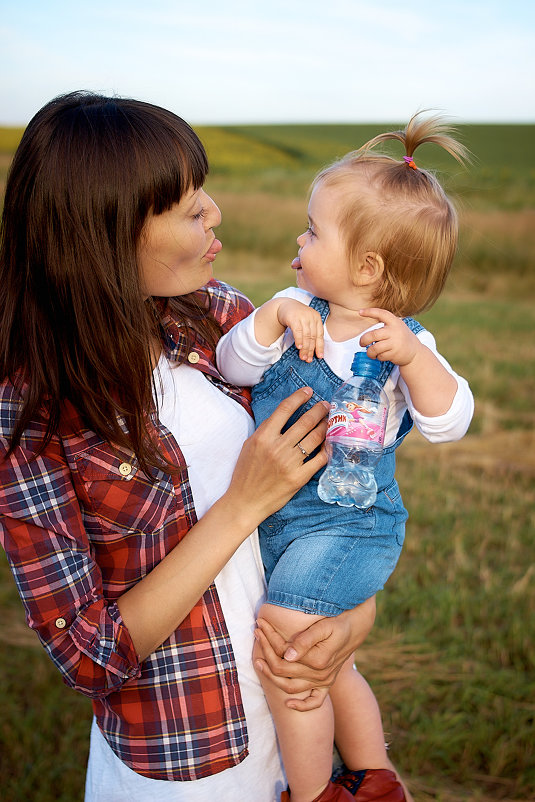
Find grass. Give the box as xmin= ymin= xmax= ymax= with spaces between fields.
xmin=0 ymin=122 xmax=534 ymax=801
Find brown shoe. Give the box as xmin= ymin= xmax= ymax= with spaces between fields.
xmin=311 ymin=782 xmax=356 ymax=801
xmin=332 ymin=768 xmax=406 ymax=801
xmin=281 ymin=780 xmax=355 ymax=801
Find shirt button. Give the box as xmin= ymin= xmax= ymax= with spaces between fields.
xmin=119 ymin=462 xmax=132 ymax=477
xmin=187 ymin=352 xmax=200 ymax=364
xmin=55 ymin=617 xmax=67 ymax=629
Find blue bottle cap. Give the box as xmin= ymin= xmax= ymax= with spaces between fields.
xmin=351 ymin=350 xmax=381 ymax=377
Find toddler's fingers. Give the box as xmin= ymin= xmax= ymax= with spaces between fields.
xmin=292 ymin=321 xmax=304 ymax=350
xmin=299 ymin=328 xmax=316 ymax=362
xmin=365 ymin=341 xmax=389 ymax=361
xmin=314 ymin=319 xmax=324 ymax=360
xmin=359 ymin=307 xmax=395 ymax=324
xmin=359 ymin=324 xmax=389 ymax=351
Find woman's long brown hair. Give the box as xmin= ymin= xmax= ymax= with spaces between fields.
xmin=0 ymin=91 xmax=221 ymax=477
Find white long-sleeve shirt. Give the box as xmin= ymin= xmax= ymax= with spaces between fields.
xmin=216 ymin=287 xmax=474 ymax=447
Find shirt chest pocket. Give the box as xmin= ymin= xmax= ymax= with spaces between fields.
xmin=74 ymin=446 xmax=177 ymax=540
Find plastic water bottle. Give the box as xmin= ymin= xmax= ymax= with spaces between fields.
xmin=318 ymin=351 xmax=389 ymax=508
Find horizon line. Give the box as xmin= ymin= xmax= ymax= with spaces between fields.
xmin=1 ymin=118 xmax=534 ymax=129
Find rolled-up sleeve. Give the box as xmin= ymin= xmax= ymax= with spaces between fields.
xmin=0 ymin=440 xmax=141 ymax=698
xmin=217 ymin=309 xmax=285 ymax=387
xmin=409 ymin=373 xmax=474 ymax=442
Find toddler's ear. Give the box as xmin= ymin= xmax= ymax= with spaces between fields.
xmin=354 ymin=251 xmax=384 ymax=285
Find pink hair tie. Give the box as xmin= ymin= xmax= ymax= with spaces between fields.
xmin=403 ymin=155 xmax=418 ymax=170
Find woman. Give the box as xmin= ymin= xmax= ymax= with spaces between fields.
xmin=0 ymin=92 xmax=376 ymax=801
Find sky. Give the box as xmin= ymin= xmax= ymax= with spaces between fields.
xmin=1 ymin=0 xmax=534 ymax=126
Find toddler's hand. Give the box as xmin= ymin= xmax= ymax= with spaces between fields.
xmin=277 ymin=299 xmax=324 ymax=362
xmin=359 ymin=308 xmax=422 ymax=366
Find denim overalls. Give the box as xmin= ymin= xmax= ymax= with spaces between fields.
xmin=251 ymin=296 xmax=425 ymax=615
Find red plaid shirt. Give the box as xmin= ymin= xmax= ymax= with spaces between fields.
xmin=0 ymin=280 xmax=255 ymax=781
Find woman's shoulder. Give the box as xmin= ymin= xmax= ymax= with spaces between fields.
xmin=0 ymin=377 xmax=70 ymax=473
xmin=204 ymin=278 xmax=253 ymax=306
xmin=0 ymin=376 xmax=92 ymax=456
xmin=0 ymin=376 xmax=25 ymax=434
xmin=203 ymin=279 xmax=255 ymax=329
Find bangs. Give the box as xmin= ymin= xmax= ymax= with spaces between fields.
xmin=52 ymin=94 xmax=209 ymax=220
xmin=113 ymin=101 xmax=209 ymax=216
xmin=134 ymin=108 xmax=209 ymax=215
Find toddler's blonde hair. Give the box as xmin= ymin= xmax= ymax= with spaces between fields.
xmin=313 ymin=113 xmax=469 ymax=316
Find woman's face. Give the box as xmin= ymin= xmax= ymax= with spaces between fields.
xmin=138 ymin=187 xmax=222 ymax=298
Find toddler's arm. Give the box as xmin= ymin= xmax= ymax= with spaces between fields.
xmin=359 ymin=307 xmax=458 ymax=418
xmin=216 ymin=293 xmax=323 ymax=387
xmin=254 ymin=297 xmax=324 ymax=362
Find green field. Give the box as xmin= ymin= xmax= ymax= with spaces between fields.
xmin=1 ymin=123 xmax=534 ymax=802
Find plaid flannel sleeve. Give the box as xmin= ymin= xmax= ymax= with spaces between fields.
xmin=0 ymin=422 xmax=141 ymax=697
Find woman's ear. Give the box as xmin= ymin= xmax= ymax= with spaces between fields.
xmin=354 ymin=251 xmax=384 ymax=286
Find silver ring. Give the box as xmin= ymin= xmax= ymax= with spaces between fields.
xmin=296 ymin=443 xmax=310 ymax=458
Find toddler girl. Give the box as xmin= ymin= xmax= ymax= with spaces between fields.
xmin=217 ymin=114 xmax=474 ymax=802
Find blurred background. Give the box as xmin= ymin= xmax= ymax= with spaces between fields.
xmin=1 ymin=2 xmax=534 ymax=800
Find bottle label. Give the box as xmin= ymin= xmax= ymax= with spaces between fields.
xmin=326 ymin=398 xmax=387 ymax=446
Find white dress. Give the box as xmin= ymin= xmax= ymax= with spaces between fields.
xmin=85 ymin=358 xmax=285 ymax=801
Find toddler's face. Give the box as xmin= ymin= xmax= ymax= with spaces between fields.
xmin=292 ymin=183 xmax=354 ymax=304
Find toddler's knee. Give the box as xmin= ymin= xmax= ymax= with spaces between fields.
xmin=259 ymin=601 xmax=324 ymax=643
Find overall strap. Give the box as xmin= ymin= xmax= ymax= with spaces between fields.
xmin=310 ymin=296 xmax=330 ymax=322
xmin=403 ymin=316 xmax=425 ymax=336
xmin=374 ymin=359 xmax=396 ymax=386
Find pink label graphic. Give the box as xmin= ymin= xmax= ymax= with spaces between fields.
xmin=326 ymin=400 xmax=387 ymax=445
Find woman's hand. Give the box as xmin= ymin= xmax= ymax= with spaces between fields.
xmin=225 ymin=387 xmax=329 ymax=532
xmin=253 ymin=597 xmax=376 ymax=711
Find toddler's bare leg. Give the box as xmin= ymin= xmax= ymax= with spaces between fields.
xmin=255 ymin=602 xmax=334 ymax=802
xmin=330 ymin=660 xmax=389 ymax=769
xmin=330 ymin=663 xmax=414 ymax=802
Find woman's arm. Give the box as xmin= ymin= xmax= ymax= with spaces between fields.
xmin=1 ymin=387 xmax=328 ymax=691
xmin=252 ymin=597 xmax=376 ymax=711
xmin=118 ymin=387 xmax=329 ymax=660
